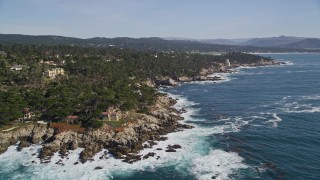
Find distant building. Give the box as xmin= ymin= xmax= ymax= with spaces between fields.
xmin=0 ymin=51 xmax=7 ymax=57
xmin=10 ymin=65 xmax=23 ymax=71
xmin=100 ymin=107 xmax=121 ymax=121
xmin=22 ymin=108 xmax=35 ymax=121
xmin=64 ymin=115 xmax=79 ymax=124
xmin=226 ymin=59 xmax=231 ymax=67
xmin=40 ymin=60 xmax=57 ymax=66
xmin=45 ymin=68 xmax=65 ymax=78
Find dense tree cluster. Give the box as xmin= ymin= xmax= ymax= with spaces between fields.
xmin=0 ymin=44 xmax=272 ymax=127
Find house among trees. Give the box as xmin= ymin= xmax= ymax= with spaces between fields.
xmin=100 ymin=107 xmax=121 ymax=121
xmin=45 ymin=68 xmax=65 ymax=78
xmin=40 ymin=60 xmax=57 ymax=66
xmin=64 ymin=115 xmax=79 ymax=124
xmin=19 ymin=108 xmax=35 ymax=122
xmin=10 ymin=65 xmax=23 ymax=71
xmin=0 ymin=51 xmax=7 ymax=57
xmin=226 ymin=59 xmax=231 ymax=67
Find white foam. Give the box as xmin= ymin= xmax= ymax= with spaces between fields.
xmin=281 ymin=61 xmax=294 ymax=66
xmin=266 ymin=113 xmax=282 ymax=128
xmin=285 ymin=107 xmax=320 ymax=113
xmin=251 ymin=116 xmax=267 ymax=120
xmin=191 ymin=149 xmax=248 ymax=180
xmin=0 ymin=93 xmax=250 ymax=180
xmin=235 ymin=66 xmax=257 ymax=70
xmin=282 ymin=96 xmax=291 ymax=100
xmin=302 ymin=95 xmax=320 ymax=100
xmin=277 ymin=95 xmax=320 ymax=114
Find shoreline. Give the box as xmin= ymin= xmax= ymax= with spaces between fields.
xmin=0 ymin=59 xmax=288 ymax=165
xmin=152 ymin=60 xmax=287 ymax=87
xmin=0 ymin=94 xmax=194 ymax=164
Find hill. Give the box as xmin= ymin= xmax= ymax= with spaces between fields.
xmin=280 ymin=38 xmax=320 ymax=49
xmin=239 ymin=36 xmax=305 ymax=47
xmin=0 ymin=34 xmax=319 ymax=52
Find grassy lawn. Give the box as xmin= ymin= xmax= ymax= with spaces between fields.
xmin=0 ymin=121 xmax=41 ymax=132
xmin=105 ymin=119 xmax=128 ymax=128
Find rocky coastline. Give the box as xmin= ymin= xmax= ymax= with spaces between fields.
xmin=0 ymin=59 xmax=285 ymax=165
xmin=0 ymin=95 xmax=193 ymax=164
xmin=150 ymin=60 xmax=284 ymax=87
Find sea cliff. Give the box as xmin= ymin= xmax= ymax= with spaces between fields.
xmin=0 ymin=95 xmax=193 ymax=164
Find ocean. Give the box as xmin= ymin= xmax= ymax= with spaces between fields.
xmin=0 ymin=53 xmax=319 ymax=180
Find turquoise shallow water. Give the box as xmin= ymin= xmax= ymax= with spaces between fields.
xmin=0 ymin=53 xmax=319 ymax=180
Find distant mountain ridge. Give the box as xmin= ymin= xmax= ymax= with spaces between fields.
xmin=239 ymin=36 xmax=306 ymax=47
xmin=0 ymin=34 xmax=320 ymax=52
xmin=279 ymin=38 xmax=320 ymax=49
xmin=165 ymin=36 xmax=320 ymax=49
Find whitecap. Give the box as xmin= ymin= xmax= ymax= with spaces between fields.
xmin=302 ymin=95 xmax=320 ymax=100
xmin=265 ymin=113 xmax=282 ymax=128
xmin=191 ymin=149 xmax=248 ymax=180
xmin=0 ymin=93 xmax=251 ymax=180
xmin=284 ymin=107 xmax=320 ymax=114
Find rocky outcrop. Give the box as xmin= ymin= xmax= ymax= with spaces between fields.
xmin=149 ymin=60 xmax=280 ymax=87
xmin=0 ymin=94 xmax=193 ymax=164
xmin=0 ymin=124 xmax=54 ymax=154
xmin=154 ymin=76 xmax=179 ymax=86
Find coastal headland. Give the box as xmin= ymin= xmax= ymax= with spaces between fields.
xmin=0 ymin=56 xmax=283 ymax=165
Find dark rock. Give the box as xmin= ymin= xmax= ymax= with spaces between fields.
xmin=148 ymin=141 xmax=157 ymax=146
xmin=55 ymin=160 xmax=61 ymax=164
xmin=156 ymin=148 xmax=162 ymax=150
xmin=165 ymin=149 xmax=176 ymax=152
xmin=39 ymin=145 xmax=59 ymax=160
xmin=172 ymin=144 xmax=182 ymax=149
xmin=41 ymin=160 xmax=51 ymax=164
xmin=176 ymin=124 xmax=194 ymax=130
xmin=69 ymin=140 xmax=78 ymax=150
xmin=157 ymin=137 xmax=168 ymax=141
xmin=59 ymin=146 xmax=68 ymax=157
xmin=177 ymin=116 xmax=185 ymax=120
xmin=74 ymin=162 xmax=79 ymax=165
xmin=143 ymin=152 xmax=156 ymax=159
xmin=167 ymin=144 xmax=182 ymax=150
xmin=17 ymin=140 xmax=29 ymax=151
xmin=94 ymin=166 xmax=103 ymax=170
xmin=79 ymin=144 xmax=102 ymax=163
xmin=122 ymin=154 xmax=142 ymax=164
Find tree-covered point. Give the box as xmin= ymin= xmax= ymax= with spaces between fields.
xmin=0 ymin=44 xmax=272 ymax=127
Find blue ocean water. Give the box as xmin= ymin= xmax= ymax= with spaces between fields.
xmin=0 ymin=53 xmax=319 ymax=180
xmin=161 ymin=53 xmax=320 ymax=180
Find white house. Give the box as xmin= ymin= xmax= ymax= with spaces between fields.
xmin=100 ymin=107 xmax=121 ymax=121
xmin=10 ymin=65 xmax=23 ymax=71
xmin=45 ymin=68 xmax=65 ymax=78
xmin=226 ymin=59 xmax=231 ymax=67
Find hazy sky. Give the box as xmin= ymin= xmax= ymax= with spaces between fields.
xmin=0 ymin=0 xmax=319 ymax=39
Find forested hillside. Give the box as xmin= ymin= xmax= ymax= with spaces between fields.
xmin=1 ymin=34 xmax=318 ymax=52
xmin=0 ymin=44 xmax=272 ymax=127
